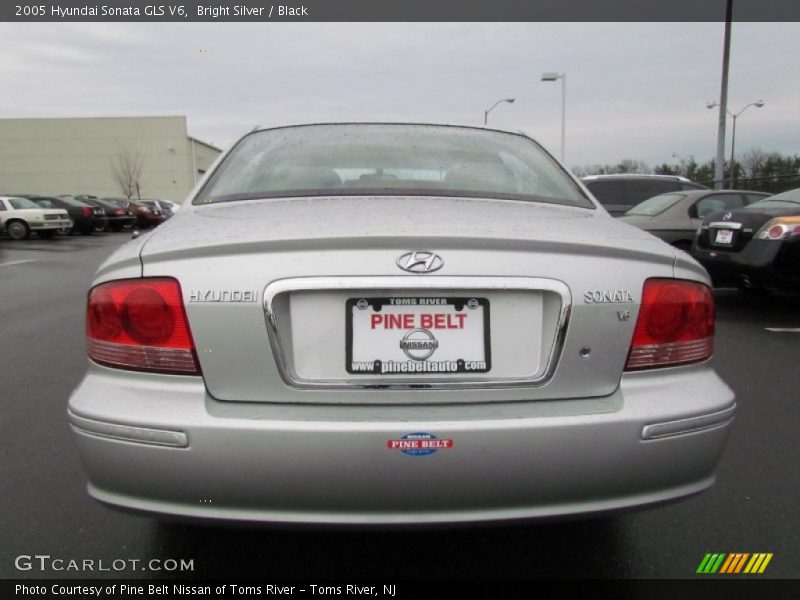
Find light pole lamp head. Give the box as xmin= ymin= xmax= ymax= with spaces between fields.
xmin=541 ymin=72 xmax=561 ymax=81
xmin=754 ymin=100 xmax=765 ymax=108
xmin=706 ymin=101 xmax=719 ymax=109
xmin=505 ymin=98 xmax=515 ymax=104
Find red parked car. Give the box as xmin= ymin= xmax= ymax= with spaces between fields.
xmin=102 ymin=198 xmax=166 ymax=229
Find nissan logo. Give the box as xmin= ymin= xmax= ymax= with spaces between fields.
xmin=399 ymin=329 xmax=439 ymax=360
xmin=396 ymin=251 xmax=444 ymax=274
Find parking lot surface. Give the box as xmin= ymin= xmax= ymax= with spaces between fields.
xmin=1 ymin=233 xmax=797 ymax=579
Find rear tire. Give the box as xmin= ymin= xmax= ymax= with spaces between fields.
xmin=6 ymin=220 xmax=29 ymax=240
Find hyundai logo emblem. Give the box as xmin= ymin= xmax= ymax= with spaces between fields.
xmin=722 ymin=212 xmax=732 ymax=221
xmin=396 ymin=251 xmax=444 ymax=274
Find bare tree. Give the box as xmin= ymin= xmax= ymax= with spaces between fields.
xmin=616 ymin=159 xmax=650 ymax=174
xmin=111 ymin=148 xmax=145 ymax=199
xmin=574 ymin=160 xmax=652 ymax=176
xmin=739 ymin=148 xmax=769 ymax=178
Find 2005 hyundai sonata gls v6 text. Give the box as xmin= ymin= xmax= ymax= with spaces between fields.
xmin=68 ymin=123 xmax=735 ymax=525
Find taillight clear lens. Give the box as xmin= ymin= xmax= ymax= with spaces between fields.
xmin=756 ymin=216 xmax=800 ymax=240
xmin=625 ymin=279 xmax=714 ymax=371
xmin=86 ymin=278 xmax=200 ymax=375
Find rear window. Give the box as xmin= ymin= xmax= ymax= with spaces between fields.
xmin=8 ymin=198 xmax=40 ymax=209
xmin=623 ymin=180 xmax=681 ymax=206
xmin=30 ymin=198 xmax=56 ymax=208
xmin=59 ymin=196 xmax=91 ymax=207
xmin=625 ymin=193 xmax=685 ymax=216
xmin=102 ymin=198 xmax=129 ymax=208
xmin=748 ymin=187 xmax=800 ymax=208
xmin=584 ymin=180 xmax=624 ymax=205
xmin=195 ymin=124 xmax=594 ymax=209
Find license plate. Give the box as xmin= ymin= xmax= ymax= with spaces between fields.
xmin=714 ymin=229 xmax=734 ymax=245
xmin=346 ymin=297 xmax=491 ymax=375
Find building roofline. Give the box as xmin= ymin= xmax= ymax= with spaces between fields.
xmin=0 ymin=115 xmax=188 ymax=122
xmin=187 ymin=136 xmax=224 ymax=153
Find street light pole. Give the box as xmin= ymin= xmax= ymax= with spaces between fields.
xmin=672 ymin=153 xmax=686 ymax=176
xmin=484 ymin=97 xmax=515 ymax=126
xmin=707 ymin=99 xmax=764 ymax=187
xmin=541 ymin=72 xmax=566 ymax=162
xmin=729 ymin=100 xmax=764 ymax=187
xmin=671 ymin=153 xmax=697 ymax=177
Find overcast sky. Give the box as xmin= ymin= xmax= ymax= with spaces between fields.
xmin=0 ymin=22 xmax=797 ymax=168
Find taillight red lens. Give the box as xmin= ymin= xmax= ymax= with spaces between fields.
xmin=81 ymin=206 xmax=92 ymax=217
xmin=113 ymin=208 xmax=124 ymax=216
xmin=625 ymin=279 xmax=714 ymax=370
xmin=86 ymin=278 xmax=200 ymax=375
xmin=767 ymin=225 xmax=785 ymax=239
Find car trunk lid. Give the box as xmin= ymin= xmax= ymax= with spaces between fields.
xmin=137 ymin=196 xmax=680 ymax=404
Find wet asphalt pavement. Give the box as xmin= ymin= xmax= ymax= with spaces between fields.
xmin=1 ymin=233 xmax=797 ymax=580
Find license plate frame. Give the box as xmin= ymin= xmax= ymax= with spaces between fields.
xmin=345 ymin=296 xmax=491 ymax=376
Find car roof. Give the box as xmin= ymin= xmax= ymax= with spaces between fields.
xmin=765 ymin=186 xmax=800 ymax=201
xmin=660 ymin=189 xmax=769 ymax=198
xmin=248 ymin=122 xmax=535 ymax=141
xmin=581 ymin=174 xmax=694 ymax=183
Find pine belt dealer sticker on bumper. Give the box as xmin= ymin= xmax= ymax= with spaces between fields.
xmin=387 ymin=432 xmax=454 ymax=456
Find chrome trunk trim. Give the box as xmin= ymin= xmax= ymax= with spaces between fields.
xmin=263 ymin=276 xmax=571 ymax=390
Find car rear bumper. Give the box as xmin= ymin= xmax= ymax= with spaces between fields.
xmin=68 ymin=363 xmax=735 ymax=525
xmin=106 ymin=216 xmax=136 ymax=227
xmin=136 ymin=215 xmax=166 ymax=227
xmin=30 ymin=220 xmax=72 ymax=230
xmin=693 ymin=240 xmax=799 ymax=289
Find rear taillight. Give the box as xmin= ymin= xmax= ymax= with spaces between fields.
xmin=756 ymin=216 xmax=800 ymax=240
xmin=81 ymin=207 xmax=92 ymax=217
xmin=86 ymin=278 xmax=200 ymax=375
xmin=625 ymin=278 xmax=714 ymax=371
xmin=113 ymin=209 xmax=124 ymax=216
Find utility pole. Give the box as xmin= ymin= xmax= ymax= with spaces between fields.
xmin=713 ymin=0 xmax=733 ymax=189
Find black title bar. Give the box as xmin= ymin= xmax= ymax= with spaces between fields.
xmin=4 ymin=0 xmax=800 ymax=22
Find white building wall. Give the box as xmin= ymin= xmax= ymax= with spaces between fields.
xmin=0 ymin=116 xmax=222 ymax=203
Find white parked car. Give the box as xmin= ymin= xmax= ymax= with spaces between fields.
xmin=0 ymin=196 xmax=72 ymax=240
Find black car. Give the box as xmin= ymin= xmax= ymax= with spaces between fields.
xmin=692 ymin=187 xmax=800 ymax=291
xmin=24 ymin=195 xmax=107 ymax=234
xmin=582 ymin=174 xmax=708 ymax=217
xmin=77 ymin=197 xmax=136 ymax=231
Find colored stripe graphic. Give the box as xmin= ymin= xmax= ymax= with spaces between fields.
xmin=697 ymin=553 xmax=726 ymax=574
xmin=744 ymin=553 xmax=773 ymax=574
xmin=720 ymin=553 xmax=749 ymax=573
xmin=698 ymin=552 xmax=773 ymax=574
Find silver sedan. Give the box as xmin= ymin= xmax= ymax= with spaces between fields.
xmin=619 ymin=189 xmax=768 ymax=250
xmin=68 ymin=123 xmax=735 ymax=525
